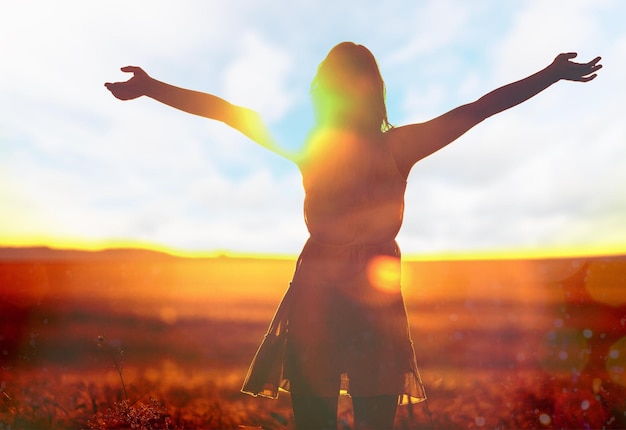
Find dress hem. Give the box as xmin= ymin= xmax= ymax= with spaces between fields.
xmin=240 ymin=387 xmax=427 ymax=406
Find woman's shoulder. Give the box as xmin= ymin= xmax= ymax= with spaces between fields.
xmin=382 ymin=125 xmax=427 ymax=179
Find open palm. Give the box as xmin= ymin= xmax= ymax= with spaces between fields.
xmin=551 ymin=53 xmax=602 ymax=82
xmin=105 ymin=66 xmax=151 ymax=100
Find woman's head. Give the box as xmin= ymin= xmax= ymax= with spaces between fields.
xmin=311 ymin=42 xmax=390 ymax=132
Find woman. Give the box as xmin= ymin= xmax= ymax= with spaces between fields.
xmin=106 ymin=42 xmax=601 ymax=429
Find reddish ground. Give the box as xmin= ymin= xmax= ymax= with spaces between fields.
xmin=1 ymin=247 xmax=625 ymax=429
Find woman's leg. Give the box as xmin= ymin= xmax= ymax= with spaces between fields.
xmin=291 ymin=394 xmax=338 ymax=430
xmin=352 ymin=395 xmax=397 ymax=430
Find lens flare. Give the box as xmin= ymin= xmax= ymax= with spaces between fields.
xmin=585 ymin=260 xmax=626 ymax=306
xmin=366 ymin=255 xmax=401 ymax=293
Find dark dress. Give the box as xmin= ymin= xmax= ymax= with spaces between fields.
xmin=241 ymin=129 xmax=426 ymax=404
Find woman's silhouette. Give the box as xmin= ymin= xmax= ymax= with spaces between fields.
xmin=106 ymin=43 xmax=601 ymax=429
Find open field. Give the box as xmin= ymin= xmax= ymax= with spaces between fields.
xmin=1 ymin=248 xmax=625 ymax=429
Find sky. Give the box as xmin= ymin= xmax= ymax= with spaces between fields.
xmin=1 ymin=0 xmax=625 ymax=258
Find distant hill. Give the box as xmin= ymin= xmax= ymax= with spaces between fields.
xmin=0 ymin=246 xmax=179 ymax=262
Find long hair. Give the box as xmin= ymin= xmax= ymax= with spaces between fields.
xmin=310 ymin=42 xmax=391 ymax=133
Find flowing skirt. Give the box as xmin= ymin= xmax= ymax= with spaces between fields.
xmin=241 ymin=239 xmax=426 ymax=404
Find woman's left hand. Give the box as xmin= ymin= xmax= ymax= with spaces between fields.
xmin=549 ymin=53 xmax=602 ymax=82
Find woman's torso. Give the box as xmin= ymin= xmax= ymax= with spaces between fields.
xmin=300 ymin=128 xmax=406 ymax=247
xmin=291 ymin=128 xmax=407 ymax=287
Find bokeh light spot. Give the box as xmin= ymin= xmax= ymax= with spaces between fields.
xmin=592 ymin=378 xmax=602 ymax=393
xmin=554 ymin=388 xmax=610 ymax=429
xmin=541 ymin=330 xmax=590 ymax=374
xmin=606 ymin=337 xmax=626 ymax=386
xmin=581 ymin=399 xmax=590 ymax=410
xmin=539 ymin=413 xmax=551 ymax=426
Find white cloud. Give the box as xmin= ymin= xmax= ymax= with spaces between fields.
xmin=491 ymin=0 xmax=611 ymax=80
xmin=396 ymin=0 xmax=626 ymax=255
xmin=384 ymin=0 xmax=473 ymax=66
xmin=222 ymin=32 xmax=296 ymax=121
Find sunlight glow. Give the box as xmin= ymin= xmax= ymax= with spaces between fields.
xmin=403 ymin=245 xmax=626 ymax=262
xmin=4 ymin=233 xmax=624 ymax=263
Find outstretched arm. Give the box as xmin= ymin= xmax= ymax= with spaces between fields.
xmin=105 ymin=66 xmax=293 ymax=161
xmin=389 ymin=53 xmax=602 ymax=178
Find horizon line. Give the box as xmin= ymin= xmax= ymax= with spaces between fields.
xmin=1 ymin=241 xmax=625 ymax=262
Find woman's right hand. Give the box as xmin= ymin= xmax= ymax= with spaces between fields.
xmin=105 ymin=66 xmax=151 ymax=100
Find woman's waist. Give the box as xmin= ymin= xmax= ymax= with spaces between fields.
xmin=306 ymin=235 xmax=398 ymax=252
xmin=296 ymin=236 xmax=401 ymax=276
xmin=292 ymin=238 xmax=403 ymax=296
xmin=305 ymin=215 xmax=402 ymax=246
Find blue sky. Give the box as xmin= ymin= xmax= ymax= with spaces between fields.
xmin=1 ymin=0 xmax=625 ymax=257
